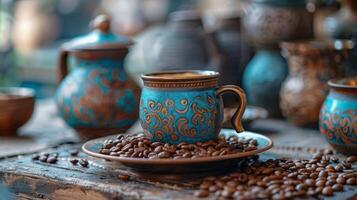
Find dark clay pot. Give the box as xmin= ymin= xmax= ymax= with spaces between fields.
xmin=214 ymin=15 xmax=254 ymax=87
xmin=152 ymin=10 xmax=222 ymax=72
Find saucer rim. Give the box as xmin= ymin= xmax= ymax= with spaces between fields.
xmin=82 ymin=129 xmax=273 ymax=165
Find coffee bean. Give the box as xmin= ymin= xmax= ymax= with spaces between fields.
xmin=118 ymin=174 xmax=130 ymax=181
xmin=342 ymin=161 xmax=352 ymax=169
xmin=39 ymin=155 xmax=48 ymax=162
xmin=70 ymin=158 xmax=78 ymax=165
xmin=305 ymin=179 xmax=315 ymax=187
xmin=69 ymin=150 xmax=79 ymax=156
xmin=295 ymin=183 xmax=306 ymax=191
xmin=46 ymin=157 xmax=57 ymax=164
xmin=158 ymin=152 xmax=170 ymax=159
xmin=336 ymin=177 xmax=346 ymax=184
xmin=79 ymin=158 xmax=89 ymax=167
xmin=100 ymin=149 xmax=110 ymax=155
xmin=194 ymin=190 xmax=209 ymax=198
xmin=332 ymin=184 xmax=343 ymax=191
xmin=335 ymin=164 xmax=344 ymax=172
xmin=208 ymin=185 xmax=218 ymax=192
xmin=322 ymin=186 xmax=333 ymax=196
xmin=346 ymin=156 xmax=357 ymax=163
xmin=346 ymin=178 xmax=356 ymax=185
xmin=319 ymin=170 xmax=328 ymax=178
xmin=32 ymin=155 xmax=40 ymax=160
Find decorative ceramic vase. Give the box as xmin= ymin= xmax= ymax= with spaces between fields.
xmin=241 ymin=0 xmax=313 ymax=117
xmin=242 ymin=0 xmax=313 ymax=49
xmin=56 ymin=15 xmax=140 ymax=140
xmin=128 ymin=11 xmax=221 ymax=73
xmin=139 ymin=71 xmax=246 ymax=144
xmin=319 ymin=77 xmax=357 ymax=155
xmin=280 ymin=40 xmax=354 ymax=126
xmin=243 ymin=50 xmax=288 ymax=117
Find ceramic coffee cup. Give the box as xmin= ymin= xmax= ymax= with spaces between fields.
xmin=139 ymin=70 xmax=246 ymax=144
xmin=319 ymin=77 xmax=357 ymax=155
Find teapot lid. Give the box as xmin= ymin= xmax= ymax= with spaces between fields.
xmin=62 ymin=15 xmax=133 ymax=52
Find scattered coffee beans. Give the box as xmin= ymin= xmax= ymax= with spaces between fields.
xmin=79 ymin=158 xmax=89 ymax=167
xmin=99 ymin=134 xmax=258 ymax=159
xmin=194 ymin=152 xmax=356 ymax=199
xmin=70 ymin=158 xmax=79 ymax=165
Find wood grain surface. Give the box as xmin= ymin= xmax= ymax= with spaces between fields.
xmin=0 ymin=100 xmax=356 ymax=200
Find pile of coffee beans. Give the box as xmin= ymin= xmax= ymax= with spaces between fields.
xmin=98 ymin=134 xmax=258 ymax=159
xmin=194 ymin=153 xmax=357 ymax=199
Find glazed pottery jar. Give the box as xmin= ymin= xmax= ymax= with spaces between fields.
xmin=151 ymin=10 xmax=222 ymax=72
xmin=319 ymin=77 xmax=357 ymax=155
xmin=139 ymin=71 xmax=246 ymax=144
xmin=280 ymin=40 xmax=354 ymax=126
xmin=242 ymin=0 xmax=313 ymax=117
xmin=243 ymin=50 xmax=288 ymax=117
xmin=242 ymin=0 xmax=313 ymax=49
xmin=56 ymin=15 xmax=140 ymax=139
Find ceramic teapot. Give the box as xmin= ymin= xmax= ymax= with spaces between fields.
xmin=56 ymin=15 xmax=140 ymax=140
xmin=125 ymin=10 xmax=223 ymax=86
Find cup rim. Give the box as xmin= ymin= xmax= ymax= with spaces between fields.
xmin=0 ymin=87 xmax=35 ymax=100
xmin=141 ymin=70 xmax=220 ymax=89
xmin=141 ymin=70 xmax=219 ymax=81
xmin=328 ymin=77 xmax=357 ymax=92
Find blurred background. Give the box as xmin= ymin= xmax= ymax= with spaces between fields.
xmin=0 ymin=0 xmax=355 ymax=100
xmin=0 ymin=0 xmax=224 ymax=98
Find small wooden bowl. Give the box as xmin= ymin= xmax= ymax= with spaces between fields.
xmin=0 ymin=87 xmax=35 ymax=135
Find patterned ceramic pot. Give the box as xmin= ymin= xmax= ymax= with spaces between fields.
xmin=319 ymin=77 xmax=357 ymax=155
xmin=56 ymin=15 xmax=140 ymax=140
xmin=280 ymin=40 xmax=354 ymax=126
xmin=139 ymin=71 xmax=246 ymax=144
xmin=242 ymin=0 xmax=313 ymax=49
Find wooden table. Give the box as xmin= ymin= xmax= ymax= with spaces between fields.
xmin=0 ymin=100 xmax=356 ymax=200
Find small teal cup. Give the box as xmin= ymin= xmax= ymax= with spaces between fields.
xmin=319 ymin=77 xmax=357 ymax=155
xmin=139 ymin=70 xmax=247 ymax=144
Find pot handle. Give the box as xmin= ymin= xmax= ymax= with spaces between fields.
xmin=57 ymin=48 xmax=69 ymax=83
xmin=217 ymin=85 xmax=247 ymax=133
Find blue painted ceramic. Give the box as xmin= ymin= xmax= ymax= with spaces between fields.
xmin=319 ymin=77 xmax=357 ymax=155
xmin=56 ymin=15 xmax=140 ymax=139
xmin=243 ymin=50 xmax=288 ymax=117
xmin=139 ymin=71 xmax=247 ymax=144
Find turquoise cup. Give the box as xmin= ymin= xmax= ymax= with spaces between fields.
xmin=139 ymin=70 xmax=247 ymax=144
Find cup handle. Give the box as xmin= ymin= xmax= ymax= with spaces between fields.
xmin=57 ymin=48 xmax=69 ymax=83
xmin=217 ymin=85 xmax=247 ymax=133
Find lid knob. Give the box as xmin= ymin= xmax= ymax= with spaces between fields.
xmin=91 ymin=14 xmax=111 ymax=33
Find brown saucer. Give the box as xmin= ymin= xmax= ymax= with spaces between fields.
xmin=82 ymin=129 xmax=273 ymax=174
